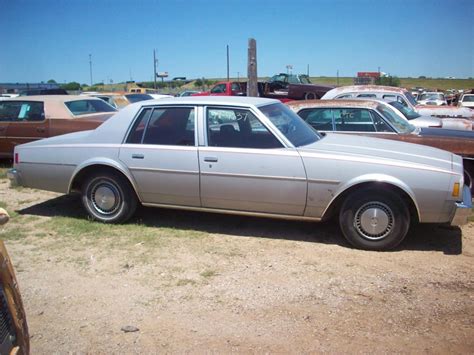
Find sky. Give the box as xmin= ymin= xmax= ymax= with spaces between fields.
xmin=0 ymin=0 xmax=473 ymax=84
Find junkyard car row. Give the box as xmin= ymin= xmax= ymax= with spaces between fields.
xmin=7 ymin=96 xmax=472 ymax=251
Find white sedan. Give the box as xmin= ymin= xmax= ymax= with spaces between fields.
xmin=8 ymin=97 xmax=471 ymax=251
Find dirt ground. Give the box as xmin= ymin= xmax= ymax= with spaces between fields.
xmin=1 ymin=177 xmax=473 ymax=353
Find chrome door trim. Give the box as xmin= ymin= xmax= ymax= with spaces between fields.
xmin=141 ymin=202 xmax=321 ymax=222
xmin=128 ymin=167 xmax=199 ymax=175
xmin=200 ymin=171 xmax=307 ymax=182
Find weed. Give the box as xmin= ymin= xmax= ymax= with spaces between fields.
xmin=200 ymin=270 xmax=218 ymax=278
xmin=177 ymin=279 xmax=196 ymax=286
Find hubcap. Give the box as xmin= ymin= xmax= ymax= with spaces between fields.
xmin=91 ymin=182 xmax=121 ymax=215
xmin=355 ymin=202 xmax=394 ymax=240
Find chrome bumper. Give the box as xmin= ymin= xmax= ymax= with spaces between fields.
xmin=450 ymin=185 xmax=472 ymax=226
xmin=6 ymin=168 xmax=22 ymax=186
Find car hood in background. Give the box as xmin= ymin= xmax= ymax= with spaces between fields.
xmin=299 ymin=133 xmax=455 ymax=173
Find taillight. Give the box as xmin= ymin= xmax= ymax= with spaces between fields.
xmin=14 ymin=153 xmax=19 ymax=164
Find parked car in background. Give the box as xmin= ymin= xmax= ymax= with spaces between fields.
xmin=0 ymin=95 xmax=117 ymax=158
xmin=149 ymin=94 xmax=173 ymax=100
xmin=322 ymin=85 xmax=474 ymax=128
xmin=261 ymin=73 xmax=335 ymax=100
xmin=176 ymin=90 xmax=201 ymax=97
xmin=387 ymin=101 xmax=443 ymax=128
xmin=417 ymin=92 xmax=448 ymax=106
xmin=8 ymin=97 xmax=471 ymax=251
xmin=0 ymin=208 xmax=29 ymax=355
xmin=82 ymin=92 xmax=154 ymax=109
xmin=458 ymin=94 xmax=474 ymax=108
xmin=287 ymin=99 xmax=474 ymax=187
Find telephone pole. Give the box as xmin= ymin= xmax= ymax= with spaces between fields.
xmin=89 ymin=54 xmax=93 ymax=86
xmin=226 ymin=45 xmax=230 ymax=82
xmin=153 ymin=49 xmax=158 ymax=89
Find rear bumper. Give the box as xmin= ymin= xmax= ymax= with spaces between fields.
xmin=450 ymin=185 xmax=472 ymax=226
xmin=6 ymin=168 xmax=22 ymax=186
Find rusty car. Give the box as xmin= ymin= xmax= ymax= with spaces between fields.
xmin=0 ymin=95 xmax=117 ymax=158
xmin=0 ymin=208 xmax=29 ymax=355
xmin=7 ymin=96 xmax=471 ymax=251
xmin=321 ymin=85 xmax=474 ymax=128
xmin=287 ymin=99 xmax=474 ymax=187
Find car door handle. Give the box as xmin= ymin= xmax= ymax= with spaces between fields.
xmin=204 ymin=157 xmax=218 ymax=163
xmin=132 ymin=154 xmax=144 ymax=159
xmin=36 ymin=128 xmax=46 ymax=133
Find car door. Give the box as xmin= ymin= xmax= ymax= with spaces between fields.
xmin=199 ymin=106 xmax=307 ymax=215
xmin=119 ymin=106 xmax=200 ymax=206
xmin=1 ymin=100 xmax=48 ymax=157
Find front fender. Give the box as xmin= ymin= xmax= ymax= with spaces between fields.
xmin=322 ymin=173 xmax=421 ymax=220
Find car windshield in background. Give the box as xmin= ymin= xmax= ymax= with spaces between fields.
xmin=65 ymin=99 xmax=116 ymax=115
xmin=260 ymin=103 xmax=320 ymax=147
xmin=125 ymin=94 xmax=154 ymax=103
xmin=377 ymin=104 xmax=415 ymax=134
xmin=462 ymin=95 xmax=474 ymax=102
xmin=405 ymin=91 xmax=418 ymax=106
xmin=389 ymin=101 xmax=421 ymax=120
xmin=419 ymin=93 xmax=444 ymax=101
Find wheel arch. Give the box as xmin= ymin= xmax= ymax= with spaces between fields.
xmin=68 ymin=159 xmax=141 ymax=202
xmin=321 ymin=175 xmax=420 ymax=223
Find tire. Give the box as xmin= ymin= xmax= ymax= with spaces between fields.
xmin=339 ymin=188 xmax=410 ymax=251
xmin=304 ymin=92 xmax=317 ymax=100
xmin=81 ymin=171 xmax=137 ymax=223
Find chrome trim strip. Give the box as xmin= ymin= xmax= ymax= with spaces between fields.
xmin=199 ymin=146 xmax=299 ymax=157
xmin=19 ymin=161 xmax=76 ymax=167
xmin=129 ymin=167 xmax=199 ymax=175
xmin=307 ymin=179 xmax=341 ymax=184
xmin=200 ymin=171 xmax=307 ymax=182
xmin=141 ymin=202 xmax=320 ymax=222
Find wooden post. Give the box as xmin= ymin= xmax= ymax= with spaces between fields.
xmin=247 ymin=38 xmax=258 ymax=97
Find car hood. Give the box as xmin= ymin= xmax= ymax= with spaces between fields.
xmin=416 ymin=105 xmax=474 ymax=119
xmin=298 ymin=133 xmax=454 ymax=172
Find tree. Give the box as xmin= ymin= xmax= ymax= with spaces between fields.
xmin=60 ymin=82 xmax=81 ymax=91
xmin=376 ymin=76 xmax=400 ymax=87
xmin=47 ymin=79 xmax=57 ymax=84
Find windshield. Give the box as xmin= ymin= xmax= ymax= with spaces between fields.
xmin=388 ymin=101 xmax=421 ymax=120
xmin=65 ymin=99 xmax=116 ymax=115
xmin=404 ymin=91 xmax=418 ymax=106
xmin=125 ymin=93 xmax=154 ymax=103
xmin=376 ymin=104 xmax=415 ymax=134
xmin=260 ymin=103 xmax=320 ymax=147
xmin=419 ymin=93 xmax=445 ymax=101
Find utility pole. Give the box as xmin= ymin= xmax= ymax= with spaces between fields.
xmin=226 ymin=45 xmax=230 ymax=82
xmin=307 ymin=64 xmax=309 ymax=76
xmin=247 ymin=38 xmax=258 ymax=97
xmin=337 ymin=69 xmax=339 ymax=85
xmin=153 ymin=49 xmax=158 ymax=89
xmin=89 ymin=54 xmax=93 ymax=86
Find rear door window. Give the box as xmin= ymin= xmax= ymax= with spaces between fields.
xmin=0 ymin=101 xmax=45 ymax=121
xmin=298 ymin=108 xmax=333 ymax=130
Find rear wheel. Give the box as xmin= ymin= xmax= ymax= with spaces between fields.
xmin=81 ymin=171 xmax=137 ymax=223
xmin=339 ymin=188 xmax=410 ymax=251
xmin=304 ymin=92 xmax=317 ymax=100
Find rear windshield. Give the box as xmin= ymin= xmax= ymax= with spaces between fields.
xmin=125 ymin=94 xmax=154 ymax=103
xmin=65 ymin=99 xmax=116 ymax=115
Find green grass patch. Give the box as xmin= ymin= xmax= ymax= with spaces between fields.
xmin=0 ymin=228 xmax=28 ymax=241
xmin=176 ymin=279 xmax=196 ymax=286
xmin=0 ymin=201 xmax=6 ymax=209
xmin=200 ymin=269 xmax=218 ymax=278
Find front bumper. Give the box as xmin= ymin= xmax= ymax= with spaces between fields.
xmin=6 ymin=168 xmax=22 ymax=186
xmin=450 ymin=185 xmax=472 ymax=226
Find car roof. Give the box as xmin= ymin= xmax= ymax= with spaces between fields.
xmin=3 ymin=95 xmax=105 ymax=103
xmin=137 ymin=96 xmax=279 ymax=107
xmin=286 ymin=99 xmax=380 ymax=110
xmin=325 ymin=85 xmax=408 ymax=97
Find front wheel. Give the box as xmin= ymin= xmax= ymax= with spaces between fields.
xmin=81 ymin=171 xmax=137 ymax=223
xmin=339 ymin=188 xmax=410 ymax=251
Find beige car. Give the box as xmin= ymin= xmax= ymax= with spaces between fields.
xmin=0 ymin=209 xmax=29 ymax=354
xmin=0 ymin=95 xmax=117 ymax=158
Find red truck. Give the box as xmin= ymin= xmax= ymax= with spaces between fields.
xmin=193 ymin=75 xmax=334 ymax=102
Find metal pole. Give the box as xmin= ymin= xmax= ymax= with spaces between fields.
xmin=153 ymin=49 xmax=157 ymax=89
xmin=337 ymin=69 xmax=339 ymax=85
xmin=307 ymin=64 xmax=309 ymax=76
xmin=226 ymin=45 xmax=230 ymax=82
xmin=89 ymin=54 xmax=93 ymax=86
